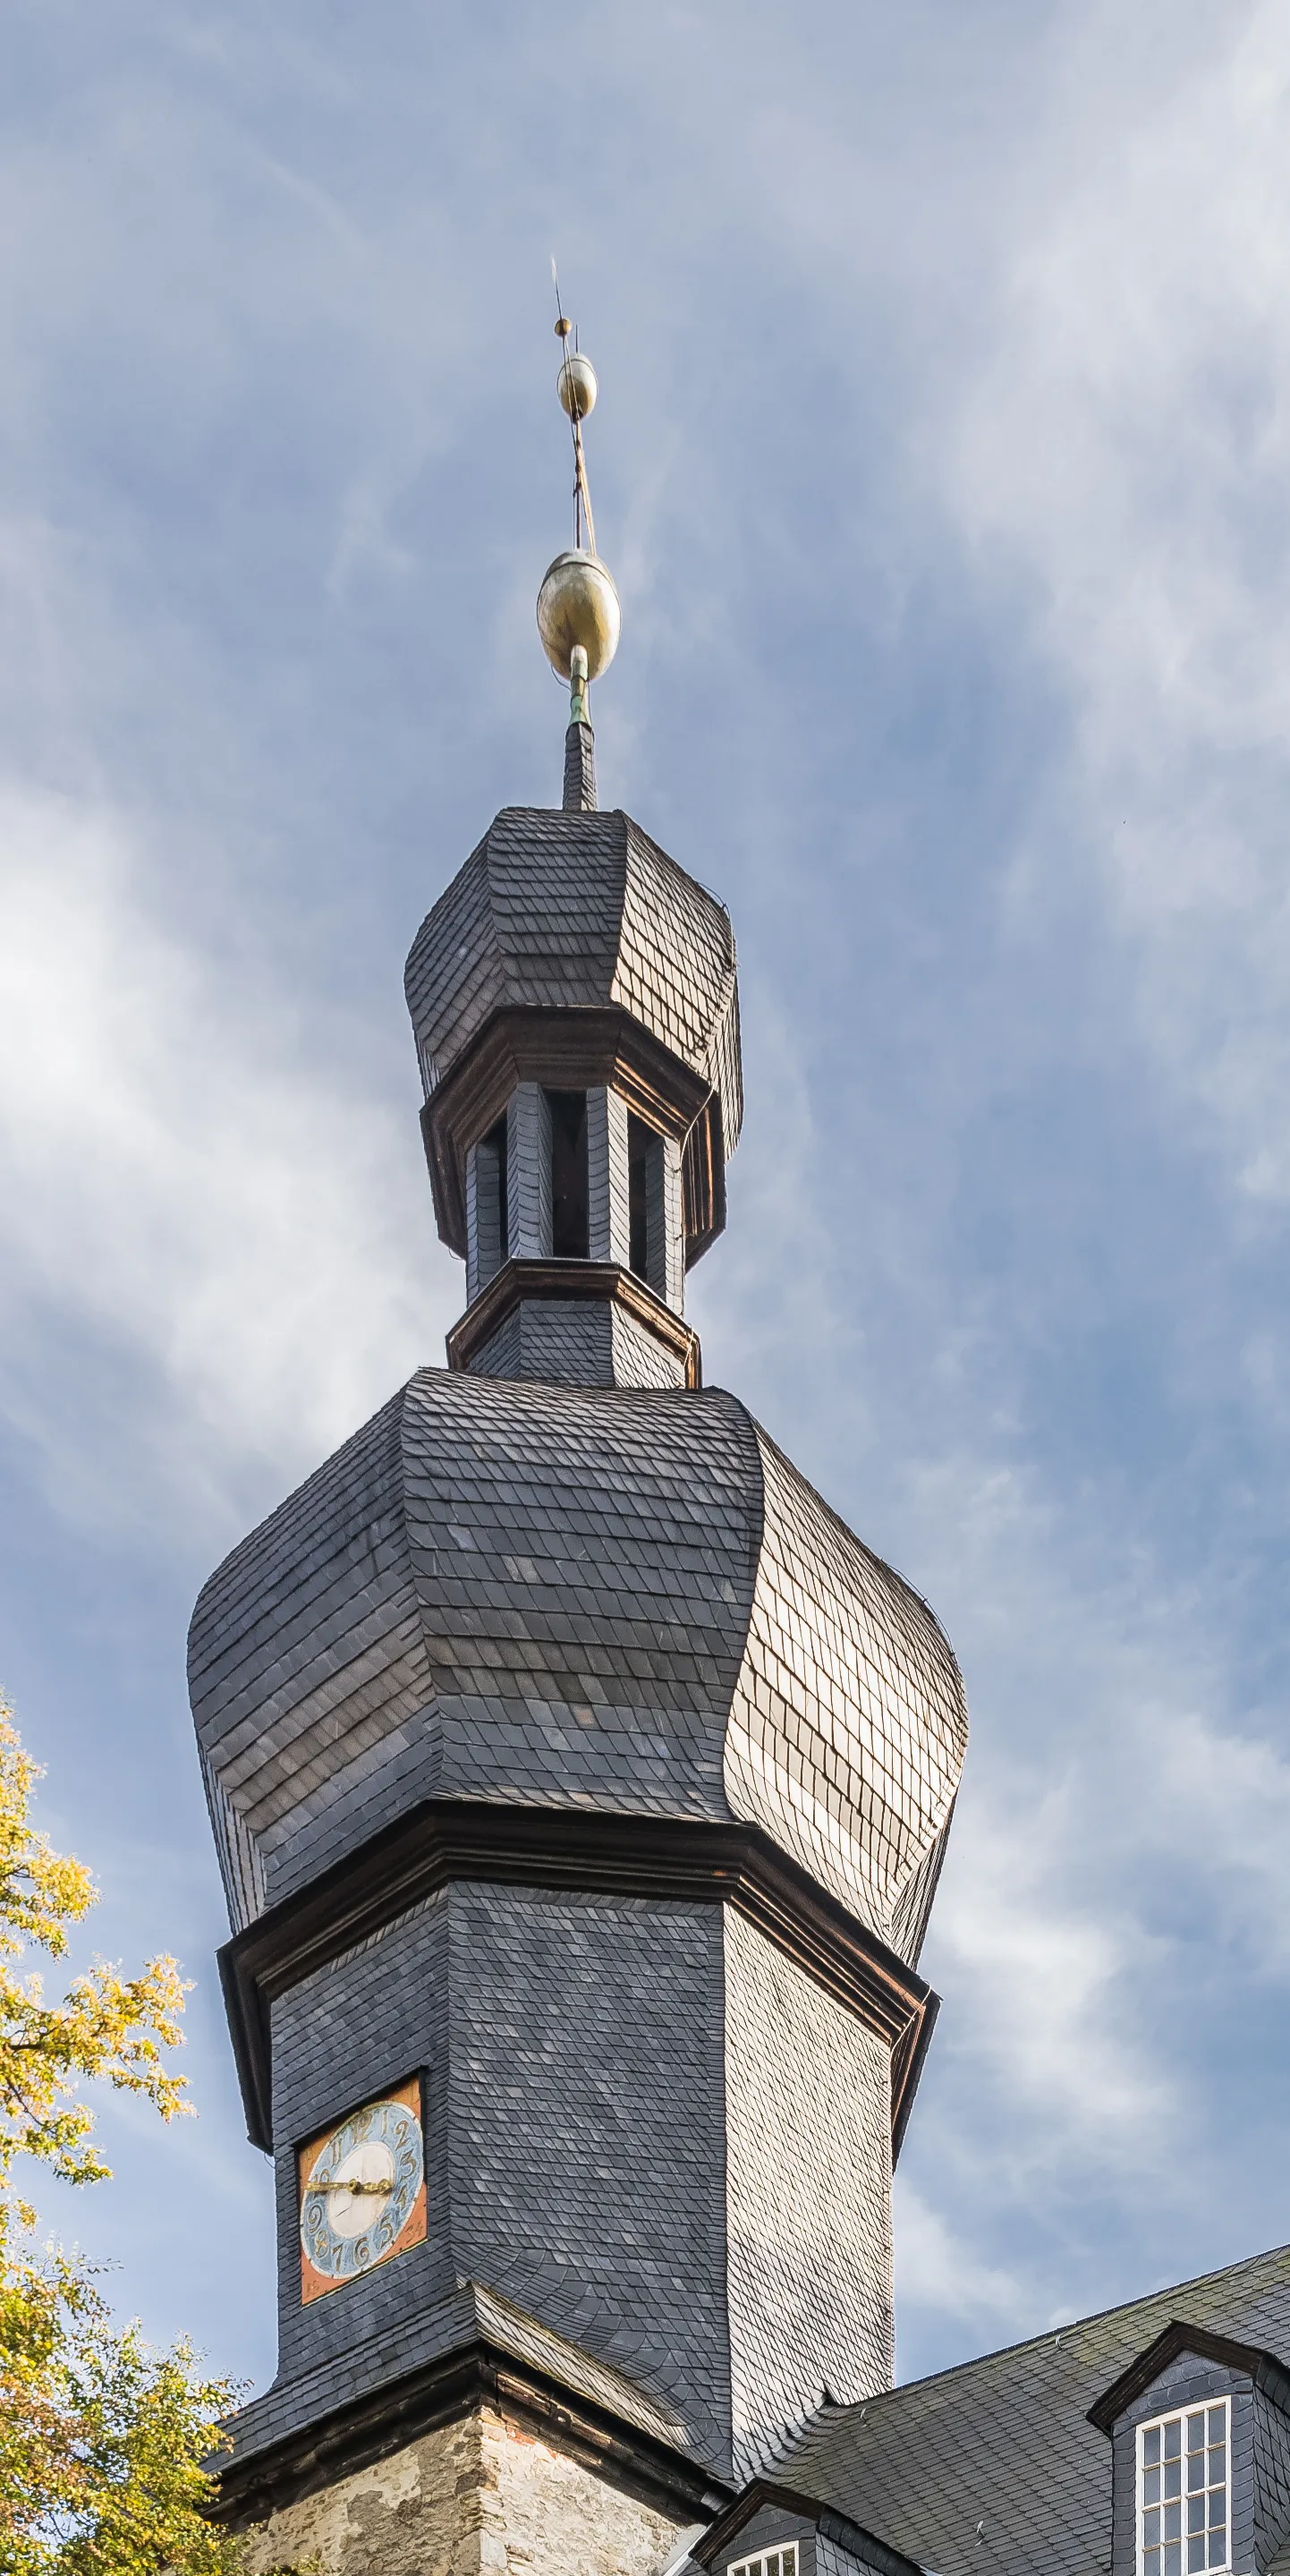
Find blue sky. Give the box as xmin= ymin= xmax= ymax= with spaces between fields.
xmin=3 ymin=0 xmax=1290 ymax=2397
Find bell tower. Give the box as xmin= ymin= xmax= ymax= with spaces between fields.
xmin=191 ymin=311 xmax=968 ymax=2576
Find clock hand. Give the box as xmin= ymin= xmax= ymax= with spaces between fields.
xmin=318 ymin=2177 xmax=394 ymax=2197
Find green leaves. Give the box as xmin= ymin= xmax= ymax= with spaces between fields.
xmin=0 ymin=1701 xmax=240 ymax=2574
xmin=0 ymin=2213 xmax=242 ymax=2576
xmin=0 ymin=1713 xmax=191 ymax=2193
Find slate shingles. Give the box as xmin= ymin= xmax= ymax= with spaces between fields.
xmin=773 ymin=2243 xmax=1290 ymax=2576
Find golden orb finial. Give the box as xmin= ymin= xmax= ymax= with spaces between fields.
xmin=539 ymin=271 xmax=619 ymax=713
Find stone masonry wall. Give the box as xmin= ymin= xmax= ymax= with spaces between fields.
xmin=235 ymin=2403 xmax=691 ymax=2576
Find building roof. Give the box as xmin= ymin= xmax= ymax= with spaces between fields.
xmin=403 ymin=805 xmax=743 ymax=1161
xmin=190 ymin=1369 xmax=965 ymax=1951
xmin=226 ymin=2274 xmax=701 ymax=2472
xmin=769 ymin=2241 xmax=1290 ymax=2576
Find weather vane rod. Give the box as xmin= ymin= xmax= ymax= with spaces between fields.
xmin=537 ymin=266 xmax=621 ymax=804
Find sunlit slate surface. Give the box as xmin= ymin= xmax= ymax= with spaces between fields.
xmin=189 ymin=1369 xmax=965 ymax=1946
xmin=403 ymin=807 xmax=743 ymax=1156
xmin=774 ymin=2244 xmax=1290 ymax=2576
xmin=725 ymin=1426 xmax=966 ymax=1934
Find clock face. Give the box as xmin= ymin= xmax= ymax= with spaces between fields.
xmin=298 ymin=2076 xmax=426 ymax=2303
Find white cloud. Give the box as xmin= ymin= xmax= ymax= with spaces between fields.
xmin=0 ymin=775 xmax=453 ymax=1547
xmin=946 ymin=0 xmax=1290 ymax=1199
xmin=894 ymin=2180 xmax=1030 ymax=2342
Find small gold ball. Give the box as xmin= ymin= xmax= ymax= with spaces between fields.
xmin=555 ymin=315 xmax=572 ymax=338
xmin=536 ymin=550 xmax=620 ymax=683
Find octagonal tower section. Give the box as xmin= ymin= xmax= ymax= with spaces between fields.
xmin=405 ymin=801 xmax=740 ymax=1392
xmin=191 ymin=791 xmax=968 ymax=2538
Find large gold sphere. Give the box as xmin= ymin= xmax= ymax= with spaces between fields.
xmin=556 ymin=352 xmax=598 ymax=421
xmin=536 ymin=549 xmax=620 ymax=683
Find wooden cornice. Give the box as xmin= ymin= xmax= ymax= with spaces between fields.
xmin=444 ymin=1257 xmax=702 ymax=1387
xmin=417 ymin=1003 xmax=722 ymax=1260
xmin=208 ymin=2329 xmax=730 ymax=2529
xmin=218 ymin=1802 xmax=938 ymax=2162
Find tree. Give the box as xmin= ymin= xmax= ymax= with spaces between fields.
xmin=0 ymin=1699 xmax=242 ymax=2575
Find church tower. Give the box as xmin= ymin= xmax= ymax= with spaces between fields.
xmin=191 ymin=319 xmax=968 ymax=2576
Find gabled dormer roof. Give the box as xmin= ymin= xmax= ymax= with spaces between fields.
xmin=1088 ymin=2319 xmax=1290 ymax=2434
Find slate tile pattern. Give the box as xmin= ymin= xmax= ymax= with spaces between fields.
xmin=444 ymin=1883 xmax=731 ymax=2463
xmin=723 ymin=1911 xmax=893 ymax=2479
xmin=260 ymin=1877 xmax=900 ymax=2484
xmin=191 ymin=1372 xmax=965 ymax=1953
xmin=1256 ymin=2381 xmax=1290 ymax=2573
xmin=194 ymin=779 xmax=974 ymax=2534
xmin=403 ymin=807 xmax=743 ymax=1163
xmin=189 ymin=1391 xmax=436 ymax=1923
xmin=267 ymin=1879 xmax=733 ymax=2460
xmin=772 ymin=2243 xmax=1290 ymax=2576
xmin=226 ymin=2274 xmax=697 ymax=2471
xmin=724 ymin=1424 xmax=966 ymax=1938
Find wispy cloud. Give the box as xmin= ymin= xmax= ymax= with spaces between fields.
xmin=0 ymin=775 xmax=450 ymax=1548
xmin=2 ymin=0 xmax=1290 ymax=2393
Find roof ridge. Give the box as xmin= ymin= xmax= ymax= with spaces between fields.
xmin=858 ymin=2239 xmax=1290 ymax=2410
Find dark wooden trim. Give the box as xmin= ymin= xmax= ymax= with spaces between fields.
xmin=418 ymin=1004 xmax=721 ymax=1258
xmin=208 ymin=2332 xmax=730 ymax=2529
xmin=445 ymin=1257 xmax=702 ymax=1387
xmin=683 ymin=1096 xmax=726 ymax=1270
xmin=1088 ymin=2323 xmax=1290 ymax=2435
xmin=218 ymin=1802 xmax=937 ymax=2160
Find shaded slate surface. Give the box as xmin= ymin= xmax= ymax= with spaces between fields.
xmin=722 ymin=1909 xmax=893 ymax=2479
xmin=403 ymin=806 xmax=743 ymax=1160
xmin=226 ymin=2274 xmax=700 ymax=2471
xmin=250 ymin=1879 xmax=897 ymax=2486
xmin=190 ymin=1372 xmax=966 ymax=1951
xmin=267 ymin=1880 xmax=734 ymax=2466
xmin=771 ymin=2243 xmax=1290 ymax=2576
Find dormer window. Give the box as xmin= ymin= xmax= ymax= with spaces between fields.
xmin=1139 ymin=2400 xmax=1229 ymax=2576
xmin=727 ymin=2550 xmax=797 ymax=2576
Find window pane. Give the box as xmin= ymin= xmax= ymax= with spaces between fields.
xmin=1166 ymin=2423 xmax=1183 ymax=2458
xmin=1145 ymin=2428 xmax=1163 ymax=2465
xmin=1188 ymin=2541 xmax=1206 ymax=2572
xmin=1145 ymin=2510 xmax=1161 ymax=2543
xmin=1208 ymin=2537 xmax=1226 ymax=2571
xmin=1209 ymin=2495 xmax=1225 ymax=2529
xmin=1208 ymin=2410 xmax=1226 ymax=2443
xmin=1187 ymin=2454 xmax=1204 ymax=2492
xmin=1209 ymin=2447 xmax=1226 ymax=2485
xmin=1187 ymin=2498 xmax=1206 ymax=2532
xmin=1166 ymin=2543 xmax=1183 ymax=2576
xmin=1145 ymin=2468 xmax=1162 ymax=2504
xmin=1187 ymin=2414 xmax=1206 ymax=2452
xmin=1166 ymin=2463 xmax=1183 ymax=2500
xmin=1166 ymin=2504 xmax=1183 ymax=2540
xmin=1145 ymin=2554 xmax=1161 ymax=2576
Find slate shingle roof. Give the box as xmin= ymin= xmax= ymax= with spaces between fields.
xmin=190 ymin=1370 xmax=966 ymax=1952
xmin=403 ymin=806 xmax=743 ymax=1160
xmin=225 ymin=2273 xmax=700 ymax=2471
xmin=771 ymin=2242 xmax=1290 ymax=2576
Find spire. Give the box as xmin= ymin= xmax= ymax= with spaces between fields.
xmin=563 ymin=649 xmax=597 ymax=811
xmin=537 ymin=272 xmax=619 ymax=803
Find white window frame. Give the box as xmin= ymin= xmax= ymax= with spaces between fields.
xmin=1138 ymin=2394 xmax=1231 ymax=2576
xmin=726 ymin=2548 xmax=800 ymax=2576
